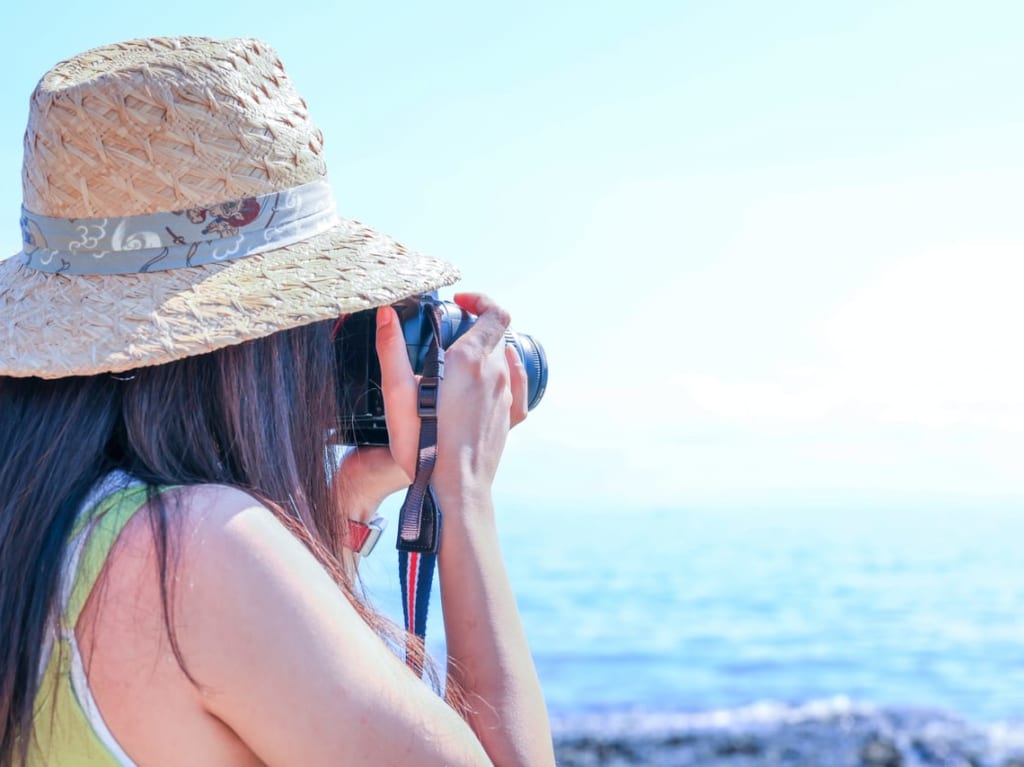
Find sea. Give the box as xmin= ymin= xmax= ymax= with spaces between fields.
xmin=359 ymin=501 xmax=1024 ymax=765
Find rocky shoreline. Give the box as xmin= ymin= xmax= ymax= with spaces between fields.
xmin=551 ymin=701 xmax=1024 ymax=767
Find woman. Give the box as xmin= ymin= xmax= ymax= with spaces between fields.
xmin=0 ymin=36 xmax=554 ymax=766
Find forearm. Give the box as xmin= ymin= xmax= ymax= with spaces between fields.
xmin=437 ymin=487 xmax=555 ymax=767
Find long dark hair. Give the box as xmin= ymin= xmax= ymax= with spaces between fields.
xmin=0 ymin=319 xmax=412 ymax=764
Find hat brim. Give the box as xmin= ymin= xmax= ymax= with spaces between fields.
xmin=1 ymin=216 xmax=460 ymax=379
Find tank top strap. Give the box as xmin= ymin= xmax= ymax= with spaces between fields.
xmin=61 ymin=482 xmax=176 ymax=631
xmin=29 ymin=480 xmax=178 ymax=767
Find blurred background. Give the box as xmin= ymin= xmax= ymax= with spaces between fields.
xmin=3 ymin=2 xmax=1023 ymax=762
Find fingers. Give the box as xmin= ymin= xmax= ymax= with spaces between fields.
xmin=506 ymin=344 xmax=528 ymax=427
xmin=452 ymin=293 xmax=525 ymax=426
xmin=452 ymin=292 xmax=497 ymax=316
xmin=452 ymin=293 xmax=511 ymax=355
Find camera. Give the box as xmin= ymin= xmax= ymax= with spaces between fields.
xmin=334 ymin=293 xmax=548 ymax=446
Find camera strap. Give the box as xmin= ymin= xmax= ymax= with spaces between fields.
xmin=396 ymin=304 xmax=445 ymax=672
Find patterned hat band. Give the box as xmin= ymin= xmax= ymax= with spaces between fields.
xmin=18 ymin=178 xmax=339 ymax=275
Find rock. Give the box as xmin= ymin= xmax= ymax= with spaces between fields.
xmin=714 ymin=735 xmax=762 ymax=756
xmin=552 ymin=707 xmax=1024 ymax=767
xmin=661 ymin=733 xmax=697 ymax=748
xmin=860 ymin=736 xmax=902 ymax=767
xmin=554 ymin=735 xmax=643 ymax=766
xmin=910 ymin=734 xmax=982 ymax=766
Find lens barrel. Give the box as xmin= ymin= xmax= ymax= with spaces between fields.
xmin=506 ymin=331 xmax=548 ymax=410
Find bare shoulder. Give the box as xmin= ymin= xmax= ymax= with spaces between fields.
xmin=137 ymin=483 xmax=307 ymax=586
xmin=154 ymin=484 xmax=490 ymax=766
xmin=157 ymin=483 xmax=342 ymax=622
xmin=165 ymin=482 xmax=276 ymax=536
xmin=98 ymin=483 xmax=275 ymax=563
xmin=84 ymin=482 xmax=488 ymax=766
xmin=95 ymin=482 xmax=289 ymax=605
xmin=171 ymin=483 xmax=283 ymax=546
xmin=172 ymin=482 xmax=267 ymax=512
xmin=77 ymin=483 xmax=287 ymax=766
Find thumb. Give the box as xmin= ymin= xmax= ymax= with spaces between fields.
xmin=374 ymin=306 xmax=419 ymax=478
xmin=375 ymin=306 xmax=414 ymax=387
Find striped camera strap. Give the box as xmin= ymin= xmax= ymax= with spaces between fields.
xmin=396 ymin=304 xmax=446 ymax=673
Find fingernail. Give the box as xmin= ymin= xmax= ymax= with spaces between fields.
xmin=376 ymin=306 xmax=391 ymax=329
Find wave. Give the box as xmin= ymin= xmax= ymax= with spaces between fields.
xmin=552 ymin=698 xmax=1024 ymax=767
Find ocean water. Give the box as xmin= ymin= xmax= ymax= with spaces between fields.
xmin=360 ymin=501 xmax=1024 ymax=745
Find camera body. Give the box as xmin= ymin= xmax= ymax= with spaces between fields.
xmin=334 ymin=293 xmax=548 ymax=446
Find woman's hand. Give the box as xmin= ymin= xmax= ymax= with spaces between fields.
xmin=374 ymin=292 xmax=528 ymax=501
xmin=376 ymin=292 xmax=554 ymax=766
xmin=331 ymin=446 xmax=410 ymax=523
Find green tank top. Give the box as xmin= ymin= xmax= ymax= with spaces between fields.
xmin=28 ymin=478 xmax=173 ymax=766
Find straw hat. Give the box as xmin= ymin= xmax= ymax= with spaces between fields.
xmin=0 ymin=36 xmax=459 ymax=379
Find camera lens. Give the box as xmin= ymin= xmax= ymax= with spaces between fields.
xmin=507 ymin=331 xmax=548 ymax=411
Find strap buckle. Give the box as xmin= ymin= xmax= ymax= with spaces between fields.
xmin=417 ymin=377 xmax=440 ymax=418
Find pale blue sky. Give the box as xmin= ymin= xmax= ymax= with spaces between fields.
xmin=2 ymin=2 xmax=1022 ymax=510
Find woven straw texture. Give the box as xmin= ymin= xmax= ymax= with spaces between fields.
xmin=2 ymin=36 xmax=459 ymax=378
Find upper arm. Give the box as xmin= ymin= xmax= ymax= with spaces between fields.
xmin=171 ymin=486 xmax=491 ymax=767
